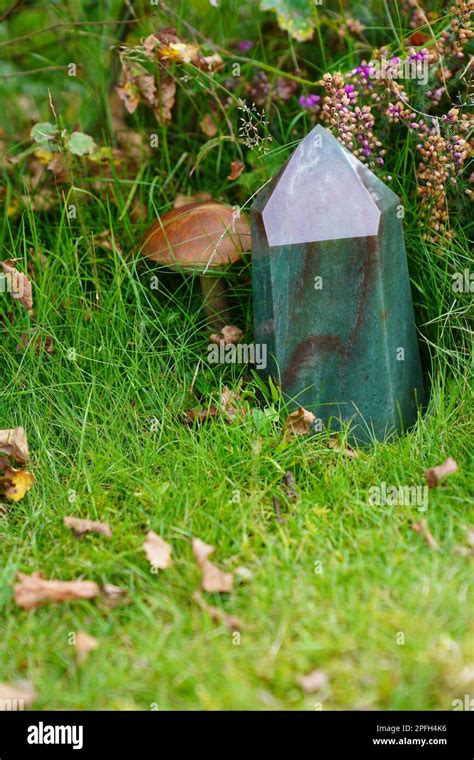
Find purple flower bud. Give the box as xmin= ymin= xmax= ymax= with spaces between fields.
xmin=299 ymin=94 xmax=321 ymax=109
xmin=238 ymin=40 xmax=254 ymax=53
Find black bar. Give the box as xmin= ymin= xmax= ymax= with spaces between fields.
xmin=0 ymin=710 xmax=472 ymax=757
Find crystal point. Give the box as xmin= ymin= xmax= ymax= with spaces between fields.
xmin=252 ymin=125 xmax=425 ymax=441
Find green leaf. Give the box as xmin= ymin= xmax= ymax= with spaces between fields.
xmin=65 ymin=131 xmax=97 ymax=157
xmin=252 ymin=405 xmax=279 ymax=435
xmin=30 ymin=122 xmax=59 ymax=150
xmin=260 ymin=0 xmax=315 ymax=41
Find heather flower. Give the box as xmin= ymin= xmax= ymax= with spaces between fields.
xmin=238 ymin=41 xmax=254 ymax=53
xmin=299 ymin=94 xmax=321 ymax=109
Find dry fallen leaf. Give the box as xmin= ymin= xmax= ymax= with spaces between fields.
xmin=220 ymin=386 xmax=246 ymax=420
xmin=412 ymin=520 xmax=440 ymax=551
xmin=64 ymin=516 xmax=112 ymax=538
xmin=193 ymin=591 xmax=242 ymax=631
xmin=297 ymin=669 xmax=328 ymax=694
xmin=0 ymin=467 xmax=35 ymax=502
xmin=192 ymin=537 xmax=233 ymax=593
xmin=210 ymin=325 xmax=243 ymax=345
xmin=200 ymin=113 xmax=218 ymax=137
xmin=328 ymin=435 xmax=358 ymax=459
xmin=75 ymin=631 xmax=99 ymax=664
xmin=284 ymin=407 xmax=316 ymax=436
xmin=424 ymin=457 xmax=458 ymax=488
xmin=17 ymin=330 xmax=54 ymax=356
xmin=143 ymin=530 xmax=172 ymax=570
xmin=185 ymin=406 xmax=220 ymax=423
xmin=0 ymin=260 xmax=33 ymax=313
xmin=14 ymin=572 xmax=101 ymax=609
xmin=0 ymin=427 xmax=29 ymax=465
xmin=153 ymin=75 xmax=177 ymax=126
xmin=0 ymin=681 xmax=36 ymax=709
xmin=227 ymin=160 xmax=245 ymax=181
xmin=102 ymin=583 xmax=128 ymax=607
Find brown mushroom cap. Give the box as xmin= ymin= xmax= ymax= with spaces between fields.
xmin=140 ymin=202 xmax=251 ymax=270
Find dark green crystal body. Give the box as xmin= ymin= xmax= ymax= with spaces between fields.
xmin=252 ymin=125 xmax=425 ymax=441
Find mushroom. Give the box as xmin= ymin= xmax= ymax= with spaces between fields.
xmin=140 ymin=201 xmax=251 ymax=326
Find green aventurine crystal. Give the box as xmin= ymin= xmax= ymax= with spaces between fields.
xmin=251 ymin=125 xmax=425 ymax=442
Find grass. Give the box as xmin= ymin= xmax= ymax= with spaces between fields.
xmin=0 ymin=0 xmax=473 ymax=710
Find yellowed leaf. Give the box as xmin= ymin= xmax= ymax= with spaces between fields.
xmin=64 ymin=516 xmax=112 ymax=538
xmin=192 ymin=537 xmax=233 ymax=593
xmin=143 ymin=530 xmax=172 ymax=570
xmin=0 ymin=467 xmax=35 ymax=502
xmin=14 ymin=572 xmax=101 ymax=609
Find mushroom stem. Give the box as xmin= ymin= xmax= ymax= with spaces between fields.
xmin=198 ymin=274 xmax=232 ymax=327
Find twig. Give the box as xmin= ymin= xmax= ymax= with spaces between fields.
xmin=0 ymin=0 xmax=24 ymax=22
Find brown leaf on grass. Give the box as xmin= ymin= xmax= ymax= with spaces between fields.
xmin=173 ymin=191 xmax=213 ymax=209
xmin=220 ymin=386 xmax=246 ymax=420
xmin=210 ymin=325 xmax=243 ymax=345
xmin=227 ymin=160 xmax=245 ymax=181
xmin=185 ymin=406 xmax=220 ymax=423
xmin=64 ymin=516 xmax=112 ymax=538
xmin=328 ymin=435 xmax=358 ymax=459
xmin=0 ymin=427 xmax=29 ymax=465
xmin=297 ymin=669 xmax=328 ymax=694
xmin=116 ymin=80 xmax=141 ymax=114
xmin=17 ymin=329 xmax=54 ymax=356
xmin=0 ymin=260 xmax=33 ymax=313
xmin=153 ymin=75 xmax=176 ymax=126
xmin=412 ymin=520 xmax=440 ymax=551
xmin=143 ymin=530 xmax=172 ymax=570
xmin=102 ymin=583 xmax=128 ymax=607
xmin=0 ymin=681 xmax=37 ymax=709
xmin=192 ymin=537 xmax=233 ymax=593
xmin=193 ymin=591 xmax=242 ymax=631
xmin=200 ymin=113 xmax=218 ymax=138
xmin=424 ymin=457 xmax=458 ymax=488
xmin=144 ymin=29 xmax=223 ymax=71
xmin=116 ymin=57 xmax=176 ymax=126
xmin=143 ymin=28 xmax=181 ymax=56
xmin=0 ymin=467 xmax=35 ymax=502
xmin=14 ymin=572 xmax=101 ymax=609
xmin=284 ymin=407 xmax=315 ymax=436
xmin=75 ymin=631 xmax=99 ymax=664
